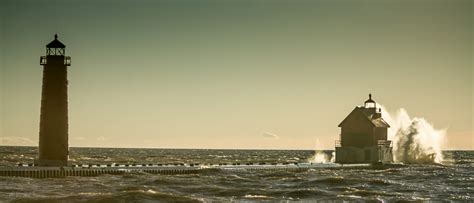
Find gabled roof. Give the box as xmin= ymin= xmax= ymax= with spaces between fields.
xmin=338 ymin=106 xmax=390 ymax=128
xmin=46 ymin=34 xmax=65 ymax=48
xmin=371 ymin=117 xmax=390 ymax=128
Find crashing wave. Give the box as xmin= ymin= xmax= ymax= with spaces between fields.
xmin=381 ymin=107 xmax=445 ymax=164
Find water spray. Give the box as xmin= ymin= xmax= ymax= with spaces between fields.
xmin=381 ymin=106 xmax=446 ymax=164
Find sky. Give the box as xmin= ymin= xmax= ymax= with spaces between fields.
xmin=0 ymin=0 xmax=472 ymax=149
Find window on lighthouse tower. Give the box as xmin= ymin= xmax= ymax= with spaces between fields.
xmin=46 ymin=34 xmax=66 ymax=56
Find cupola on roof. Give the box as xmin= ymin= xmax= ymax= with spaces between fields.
xmin=364 ymin=94 xmax=375 ymax=104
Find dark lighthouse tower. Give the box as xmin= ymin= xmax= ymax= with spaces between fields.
xmin=38 ymin=34 xmax=71 ymax=166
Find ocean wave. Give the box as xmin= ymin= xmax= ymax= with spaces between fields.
xmin=1 ymin=147 xmax=472 ymax=202
xmin=301 ymin=176 xmax=398 ymax=188
xmin=243 ymin=194 xmax=272 ymax=199
xmin=366 ymin=178 xmax=395 ymax=186
xmin=301 ymin=177 xmax=351 ymax=186
xmin=12 ymin=190 xmax=201 ymax=203
xmin=283 ymin=189 xmax=330 ymax=198
xmin=348 ymin=189 xmax=399 ymax=197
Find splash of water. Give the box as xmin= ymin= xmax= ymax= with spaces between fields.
xmin=309 ymin=139 xmax=335 ymax=163
xmin=380 ymin=106 xmax=446 ymax=164
xmin=310 ymin=151 xmax=335 ymax=163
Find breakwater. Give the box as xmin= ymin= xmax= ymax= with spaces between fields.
xmin=0 ymin=162 xmax=385 ymax=178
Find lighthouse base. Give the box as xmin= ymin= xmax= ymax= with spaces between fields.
xmin=335 ymin=146 xmax=393 ymax=164
xmin=35 ymin=159 xmax=68 ymax=167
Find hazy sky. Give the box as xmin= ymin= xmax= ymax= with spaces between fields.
xmin=0 ymin=0 xmax=472 ymax=149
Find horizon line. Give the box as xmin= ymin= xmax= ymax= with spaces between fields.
xmin=1 ymin=145 xmax=473 ymax=151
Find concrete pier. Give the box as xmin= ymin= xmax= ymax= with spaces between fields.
xmin=0 ymin=162 xmax=403 ymax=178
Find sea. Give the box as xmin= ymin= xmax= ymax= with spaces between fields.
xmin=0 ymin=146 xmax=472 ymax=202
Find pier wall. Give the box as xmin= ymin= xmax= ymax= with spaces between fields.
xmin=0 ymin=162 xmax=342 ymax=178
xmin=0 ymin=162 xmax=401 ymax=178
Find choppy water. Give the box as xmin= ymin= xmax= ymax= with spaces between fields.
xmin=0 ymin=146 xmax=473 ymax=202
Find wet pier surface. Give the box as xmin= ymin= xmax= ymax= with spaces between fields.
xmin=0 ymin=162 xmax=403 ymax=178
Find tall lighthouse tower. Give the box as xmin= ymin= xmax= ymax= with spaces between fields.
xmin=38 ymin=34 xmax=71 ymax=166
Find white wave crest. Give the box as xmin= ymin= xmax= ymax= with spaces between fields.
xmin=381 ymin=106 xmax=446 ymax=164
